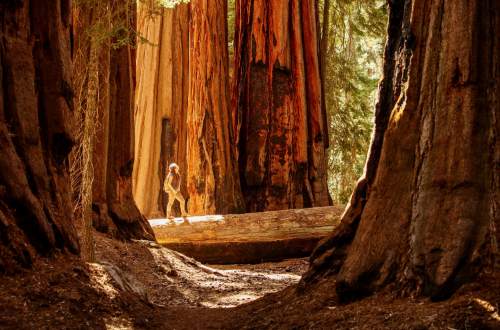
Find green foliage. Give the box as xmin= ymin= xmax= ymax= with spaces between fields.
xmin=227 ymin=0 xmax=236 ymax=53
xmin=159 ymin=0 xmax=190 ymax=9
xmin=75 ymin=0 xmax=174 ymax=49
xmin=225 ymin=0 xmax=385 ymax=205
xmin=74 ymin=0 xmax=137 ymax=49
xmin=227 ymin=0 xmax=236 ymax=78
xmin=320 ymin=0 xmax=387 ymax=204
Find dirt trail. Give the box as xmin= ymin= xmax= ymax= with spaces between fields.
xmin=0 ymin=233 xmax=498 ymax=329
xmin=0 ymin=233 xmax=308 ymax=329
xmin=95 ymin=233 xmax=308 ymax=308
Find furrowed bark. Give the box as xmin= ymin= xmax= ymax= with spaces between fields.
xmin=0 ymin=0 xmax=79 ymax=271
xmin=303 ymin=0 xmax=499 ymax=302
xmin=232 ymin=0 xmax=331 ymax=212
xmin=187 ymin=0 xmax=244 ymax=215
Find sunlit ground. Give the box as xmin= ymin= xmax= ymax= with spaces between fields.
xmin=474 ymin=298 xmax=500 ymax=321
xmin=92 ymin=235 xmax=307 ymax=310
xmin=147 ymin=243 xmax=303 ymax=308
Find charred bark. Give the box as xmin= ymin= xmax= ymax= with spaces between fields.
xmin=232 ymin=0 xmax=331 ymax=212
xmin=133 ymin=1 xmax=190 ymax=219
xmin=187 ymin=0 xmax=245 ymax=215
xmin=0 ymin=0 xmax=79 ymax=271
xmin=303 ymin=0 xmax=499 ymax=302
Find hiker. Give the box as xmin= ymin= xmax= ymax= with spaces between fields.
xmin=164 ymin=163 xmax=188 ymax=219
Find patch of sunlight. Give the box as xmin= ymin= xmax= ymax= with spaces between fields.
xmin=263 ymin=273 xmax=301 ymax=281
xmin=149 ymin=214 xmax=225 ymax=227
xmin=474 ymin=298 xmax=500 ymax=321
xmin=389 ymin=84 xmax=409 ymax=126
xmin=104 ymin=316 xmax=134 ymax=330
xmin=88 ymin=263 xmax=119 ymax=300
xmin=159 ymin=0 xmax=190 ymax=9
xmin=195 ymin=279 xmax=251 ymax=291
xmin=201 ymin=292 xmax=260 ymax=308
xmin=146 ymin=244 xmax=301 ymax=308
xmin=223 ymin=269 xmax=301 ymax=282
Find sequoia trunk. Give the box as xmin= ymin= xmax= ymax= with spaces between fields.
xmin=73 ymin=0 xmax=154 ymax=240
xmin=187 ymin=0 xmax=244 ymax=215
xmin=232 ymin=0 xmax=331 ymax=212
xmin=133 ymin=1 xmax=190 ymax=219
xmin=0 ymin=0 xmax=79 ymax=271
xmin=304 ymin=0 xmax=499 ymax=301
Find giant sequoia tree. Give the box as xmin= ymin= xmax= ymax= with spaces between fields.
xmin=232 ymin=0 xmax=331 ymax=212
xmin=72 ymin=0 xmax=154 ymax=242
xmin=135 ymin=0 xmax=244 ymax=217
xmin=0 ymin=0 xmax=79 ymax=270
xmin=187 ymin=0 xmax=244 ymax=215
xmin=133 ymin=1 xmax=190 ymax=219
xmin=304 ymin=0 xmax=499 ymax=301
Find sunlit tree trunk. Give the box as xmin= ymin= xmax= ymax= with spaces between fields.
xmin=232 ymin=0 xmax=331 ymax=212
xmin=304 ymin=0 xmax=500 ymax=301
xmin=320 ymin=0 xmax=331 ymax=75
xmin=0 ymin=0 xmax=79 ymax=271
xmin=134 ymin=1 xmax=190 ymax=218
xmin=187 ymin=0 xmax=245 ymax=215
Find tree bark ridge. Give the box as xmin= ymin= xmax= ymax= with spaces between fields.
xmin=187 ymin=0 xmax=244 ymax=215
xmin=303 ymin=0 xmax=499 ymax=301
xmin=232 ymin=0 xmax=331 ymax=212
xmin=0 ymin=0 xmax=79 ymax=271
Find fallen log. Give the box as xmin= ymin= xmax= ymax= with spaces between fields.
xmin=149 ymin=206 xmax=344 ymax=264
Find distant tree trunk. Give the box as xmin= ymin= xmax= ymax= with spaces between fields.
xmin=319 ymin=0 xmax=330 ymax=148
xmin=73 ymin=0 xmax=154 ymax=241
xmin=319 ymin=0 xmax=331 ymax=74
xmin=187 ymin=0 xmax=244 ymax=215
xmin=232 ymin=0 xmax=331 ymax=212
xmin=134 ymin=1 xmax=190 ymax=219
xmin=0 ymin=0 xmax=79 ymax=271
xmin=303 ymin=0 xmax=499 ymax=301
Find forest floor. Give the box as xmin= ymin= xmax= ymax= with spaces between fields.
xmin=0 ymin=233 xmax=498 ymax=329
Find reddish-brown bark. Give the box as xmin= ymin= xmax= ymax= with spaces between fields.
xmin=187 ymin=0 xmax=244 ymax=215
xmin=232 ymin=0 xmax=331 ymax=212
xmin=304 ymin=0 xmax=500 ymax=301
xmin=0 ymin=0 xmax=79 ymax=271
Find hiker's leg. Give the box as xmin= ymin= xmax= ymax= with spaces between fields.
xmin=176 ymin=192 xmax=188 ymax=217
xmin=166 ymin=193 xmax=175 ymax=218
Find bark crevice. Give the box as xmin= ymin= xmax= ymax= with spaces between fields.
xmin=302 ymin=0 xmax=499 ymax=301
